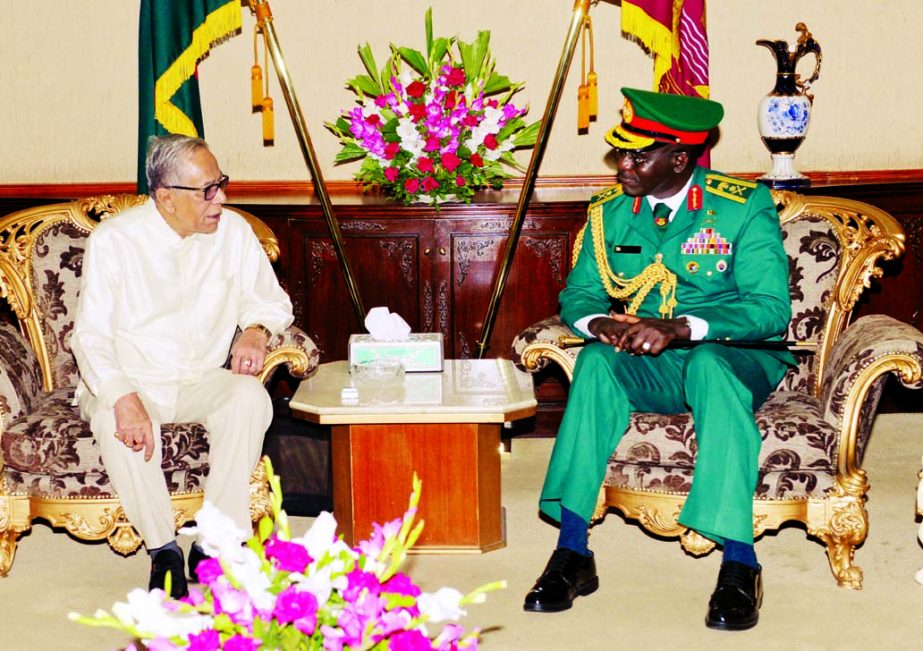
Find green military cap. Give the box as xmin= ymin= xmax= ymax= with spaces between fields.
xmin=605 ymin=87 xmax=724 ymax=150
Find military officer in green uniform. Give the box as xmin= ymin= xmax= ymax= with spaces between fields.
xmin=523 ymin=88 xmax=794 ymax=631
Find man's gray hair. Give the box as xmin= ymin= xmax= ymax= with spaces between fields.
xmin=145 ymin=135 xmax=209 ymax=193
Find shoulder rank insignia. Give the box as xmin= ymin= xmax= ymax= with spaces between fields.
xmin=705 ymin=173 xmax=757 ymax=204
xmin=588 ymin=184 xmax=624 ymax=211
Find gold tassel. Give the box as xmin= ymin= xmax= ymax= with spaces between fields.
xmin=577 ymin=16 xmax=590 ymax=130
xmin=262 ymin=96 xmax=274 ymax=146
xmin=261 ymin=31 xmax=274 ymax=146
xmin=586 ymin=15 xmax=597 ymax=120
xmin=251 ymin=26 xmax=263 ymax=112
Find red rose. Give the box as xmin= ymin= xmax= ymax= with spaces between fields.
xmin=455 ymin=175 xmax=466 ymax=187
xmin=484 ymin=134 xmax=498 ymax=150
xmin=470 ymin=153 xmax=484 ymax=167
xmin=417 ymin=157 xmax=434 ymax=173
xmin=421 ymin=176 xmax=440 ymax=193
xmin=366 ymin=114 xmax=381 ymax=126
xmin=404 ymin=177 xmax=420 ymax=193
xmin=444 ymin=90 xmax=457 ymax=110
xmin=384 ymin=167 xmax=399 ymax=182
xmin=406 ymin=81 xmax=427 ymax=98
xmin=445 ymin=67 xmax=466 ymax=86
xmin=441 ymin=152 xmax=461 ymax=172
xmin=463 ymin=114 xmax=480 ymax=127
xmin=424 ymin=135 xmax=441 ymax=152
xmin=408 ymin=103 xmax=427 ymax=122
xmin=384 ymin=142 xmax=400 ymax=159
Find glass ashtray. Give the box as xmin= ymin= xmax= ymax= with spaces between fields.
xmin=349 ymin=359 xmax=406 ymax=385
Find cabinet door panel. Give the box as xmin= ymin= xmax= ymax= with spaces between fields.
xmin=294 ymin=218 xmax=433 ymax=361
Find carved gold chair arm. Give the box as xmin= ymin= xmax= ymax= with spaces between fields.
xmin=258 ymin=325 xmax=320 ymax=384
xmin=512 ymin=315 xmax=581 ymax=379
xmin=820 ymin=314 xmax=923 ymax=484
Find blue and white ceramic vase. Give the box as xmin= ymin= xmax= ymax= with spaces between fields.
xmin=755 ymin=23 xmax=822 ymax=189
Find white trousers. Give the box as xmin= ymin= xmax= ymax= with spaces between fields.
xmin=80 ymin=368 xmax=273 ymax=550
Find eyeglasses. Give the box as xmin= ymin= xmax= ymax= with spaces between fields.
xmin=613 ymin=150 xmax=653 ymax=167
xmin=164 ymin=174 xmax=229 ymax=201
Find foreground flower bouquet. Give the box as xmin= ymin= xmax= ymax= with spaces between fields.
xmin=71 ymin=461 xmax=503 ymax=650
xmin=327 ymin=8 xmax=539 ymax=206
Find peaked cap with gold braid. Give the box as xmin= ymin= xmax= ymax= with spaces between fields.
xmin=606 ymin=87 xmax=724 ymax=151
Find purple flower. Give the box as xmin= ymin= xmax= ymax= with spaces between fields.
xmin=345 ymin=569 xmax=382 ymax=601
xmin=273 ymin=586 xmax=319 ymax=635
xmin=384 ymin=572 xmax=422 ymax=598
xmin=188 ymin=629 xmax=221 ymax=651
xmin=212 ymin=581 xmax=254 ymax=626
xmin=265 ymin=536 xmax=311 ymax=573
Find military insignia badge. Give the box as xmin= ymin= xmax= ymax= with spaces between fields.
xmin=716 ymin=259 xmax=728 ymax=272
xmin=686 ymin=260 xmax=700 ymax=274
xmin=681 ymin=227 xmax=732 ymax=255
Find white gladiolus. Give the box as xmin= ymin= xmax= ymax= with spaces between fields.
xmin=179 ymin=501 xmax=248 ymax=563
xmin=112 ymin=588 xmax=212 ymax=638
xmin=418 ymin=587 xmax=467 ymax=622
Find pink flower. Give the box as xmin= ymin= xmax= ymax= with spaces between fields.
xmin=445 ymin=67 xmax=466 ymax=86
xmin=194 ymin=558 xmax=223 ymax=584
xmin=223 ymin=635 xmax=259 ymax=651
xmin=463 ymin=114 xmax=480 ymax=127
xmin=384 ymin=572 xmax=422 ymax=599
xmin=424 ymin=135 xmax=442 ymax=152
xmin=384 ymin=167 xmax=400 ymax=182
xmin=455 ymin=176 xmax=466 ymax=187
xmin=417 ymin=157 xmax=434 ymax=173
xmin=388 ymin=629 xmax=432 ymax=651
xmin=265 ymin=536 xmax=311 ymax=573
xmin=188 ymin=630 xmax=220 ymax=651
xmin=421 ymin=176 xmax=440 ymax=193
xmin=404 ymin=178 xmax=420 ymax=194
xmin=345 ymin=569 xmax=382 ymax=601
xmin=483 ymin=134 xmax=498 ymax=150
xmin=440 ymin=152 xmax=461 ymax=172
xmin=470 ymin=153 xmax=484 ymax=167
xmin=406 ymin=81 xmax=427 ymax=98
xmin=273 ymin=586 xmax=319 ymax=635
xmin=384 ymin=142 xmax=400 ymax=159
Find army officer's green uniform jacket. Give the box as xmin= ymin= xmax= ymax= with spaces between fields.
xmin=539 ymin=167 xmax=794 ymax=545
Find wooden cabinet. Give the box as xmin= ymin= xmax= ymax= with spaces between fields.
xmin=243 ymin=199 xmax=585 ymax=364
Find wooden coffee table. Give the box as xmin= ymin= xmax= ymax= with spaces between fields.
xmin=289 ymin=359 xmax=536 ymax=553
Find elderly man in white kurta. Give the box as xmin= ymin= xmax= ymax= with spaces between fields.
xmin=72 ymin=135 xmax=293 ymax=598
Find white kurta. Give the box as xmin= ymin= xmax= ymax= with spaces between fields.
xmin=72 ymin=198 xmax=294 ymax=410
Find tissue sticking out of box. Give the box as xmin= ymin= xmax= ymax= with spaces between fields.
xmin=365 ymin=306 xmax=412 ymax=341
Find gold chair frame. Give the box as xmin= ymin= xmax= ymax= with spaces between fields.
xmin=519 ymin=191 xmax=923 ymax=589
xmin=0 ymin=194 xmax=315 ymax=575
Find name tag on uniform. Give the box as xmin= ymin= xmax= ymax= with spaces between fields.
xmin=613 ymin=245 xmax=641 ymax=254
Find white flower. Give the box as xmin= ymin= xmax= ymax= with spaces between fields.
xmin=225 ymin=548 xmax=276 ymax=613
xmin=398 ymin=68 xmax=414 ymax=90
xmin=418 ymin=587 xmax=467 ymax=623
xmin=179 ymin=501 xmax=248 ymax=563
xmin=112 ymin=588 xmax=212 ymax=638
xmin=396 ymin=118 xmax=425 ymax=159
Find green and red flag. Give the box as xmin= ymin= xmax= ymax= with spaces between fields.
xmin=137 ymin=0 xmax=242 ymax=192
xmin=621 ymin=0 xmax=710 ymax=99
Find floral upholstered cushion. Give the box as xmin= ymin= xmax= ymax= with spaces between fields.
xmin=605 ymin=391 xmax=840 ymax=499
xmin=0 ymin=321 xmax=44 ymax=426
xmin=32 ymin=221 xmax=86 ymax=390
xmin=1 ymin=388 xmax=210 ymax=498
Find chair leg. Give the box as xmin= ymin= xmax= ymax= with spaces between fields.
xmin=248 ymin=455 xmax=273 ymax=527
xmin=0 ymin=529 xmax=20 ymax=577
xmin=816 ymin=494 xmax=868 ymax=590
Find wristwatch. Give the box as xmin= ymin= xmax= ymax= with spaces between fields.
xmin=244 ymin=323 xmax=272 ymax=340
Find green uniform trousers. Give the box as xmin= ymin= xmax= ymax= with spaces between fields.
xmin=539 ymin=341 xmax=787 ymax=544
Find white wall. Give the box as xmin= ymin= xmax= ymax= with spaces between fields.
xmin=1 ymin=1 xmax=921 ymax=184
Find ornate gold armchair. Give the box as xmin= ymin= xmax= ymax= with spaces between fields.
xmin=512 ymin=191 xmax=923 ymax=589
xmin=0 ymin=194 xmax=320 ymax=576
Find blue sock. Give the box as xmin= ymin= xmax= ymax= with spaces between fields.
xmin=723 ymin=539 xmax=758 ymax=568
xmin=557 ymin=507 xmax=590 ymax=556
xmin=149 ymin=540 xmax=181 ymax=558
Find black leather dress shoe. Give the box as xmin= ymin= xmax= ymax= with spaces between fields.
xmin=523 ymin=548 xmax=599 ymax=613
xmin=705 ymin=561 xmax=762 ymax=631
xmin=149 ymin=548 xmax=189 ymax=599
xmin=188 ymin=543 xmax=208 ymax=582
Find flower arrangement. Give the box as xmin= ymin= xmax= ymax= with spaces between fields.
xmin=71 ymin=461 xmax=502 ymax=650
xmin=327 ymin=8 xmax=539 ymax=206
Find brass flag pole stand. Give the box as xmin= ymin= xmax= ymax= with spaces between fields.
xmin=246 ymin=0 xmax=366 ymax=324
xmin=476 ymin=0 xmax=593 ymax=358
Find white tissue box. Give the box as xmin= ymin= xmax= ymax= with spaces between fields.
xmin=348 ymin=333 xmax=444 ymax=372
